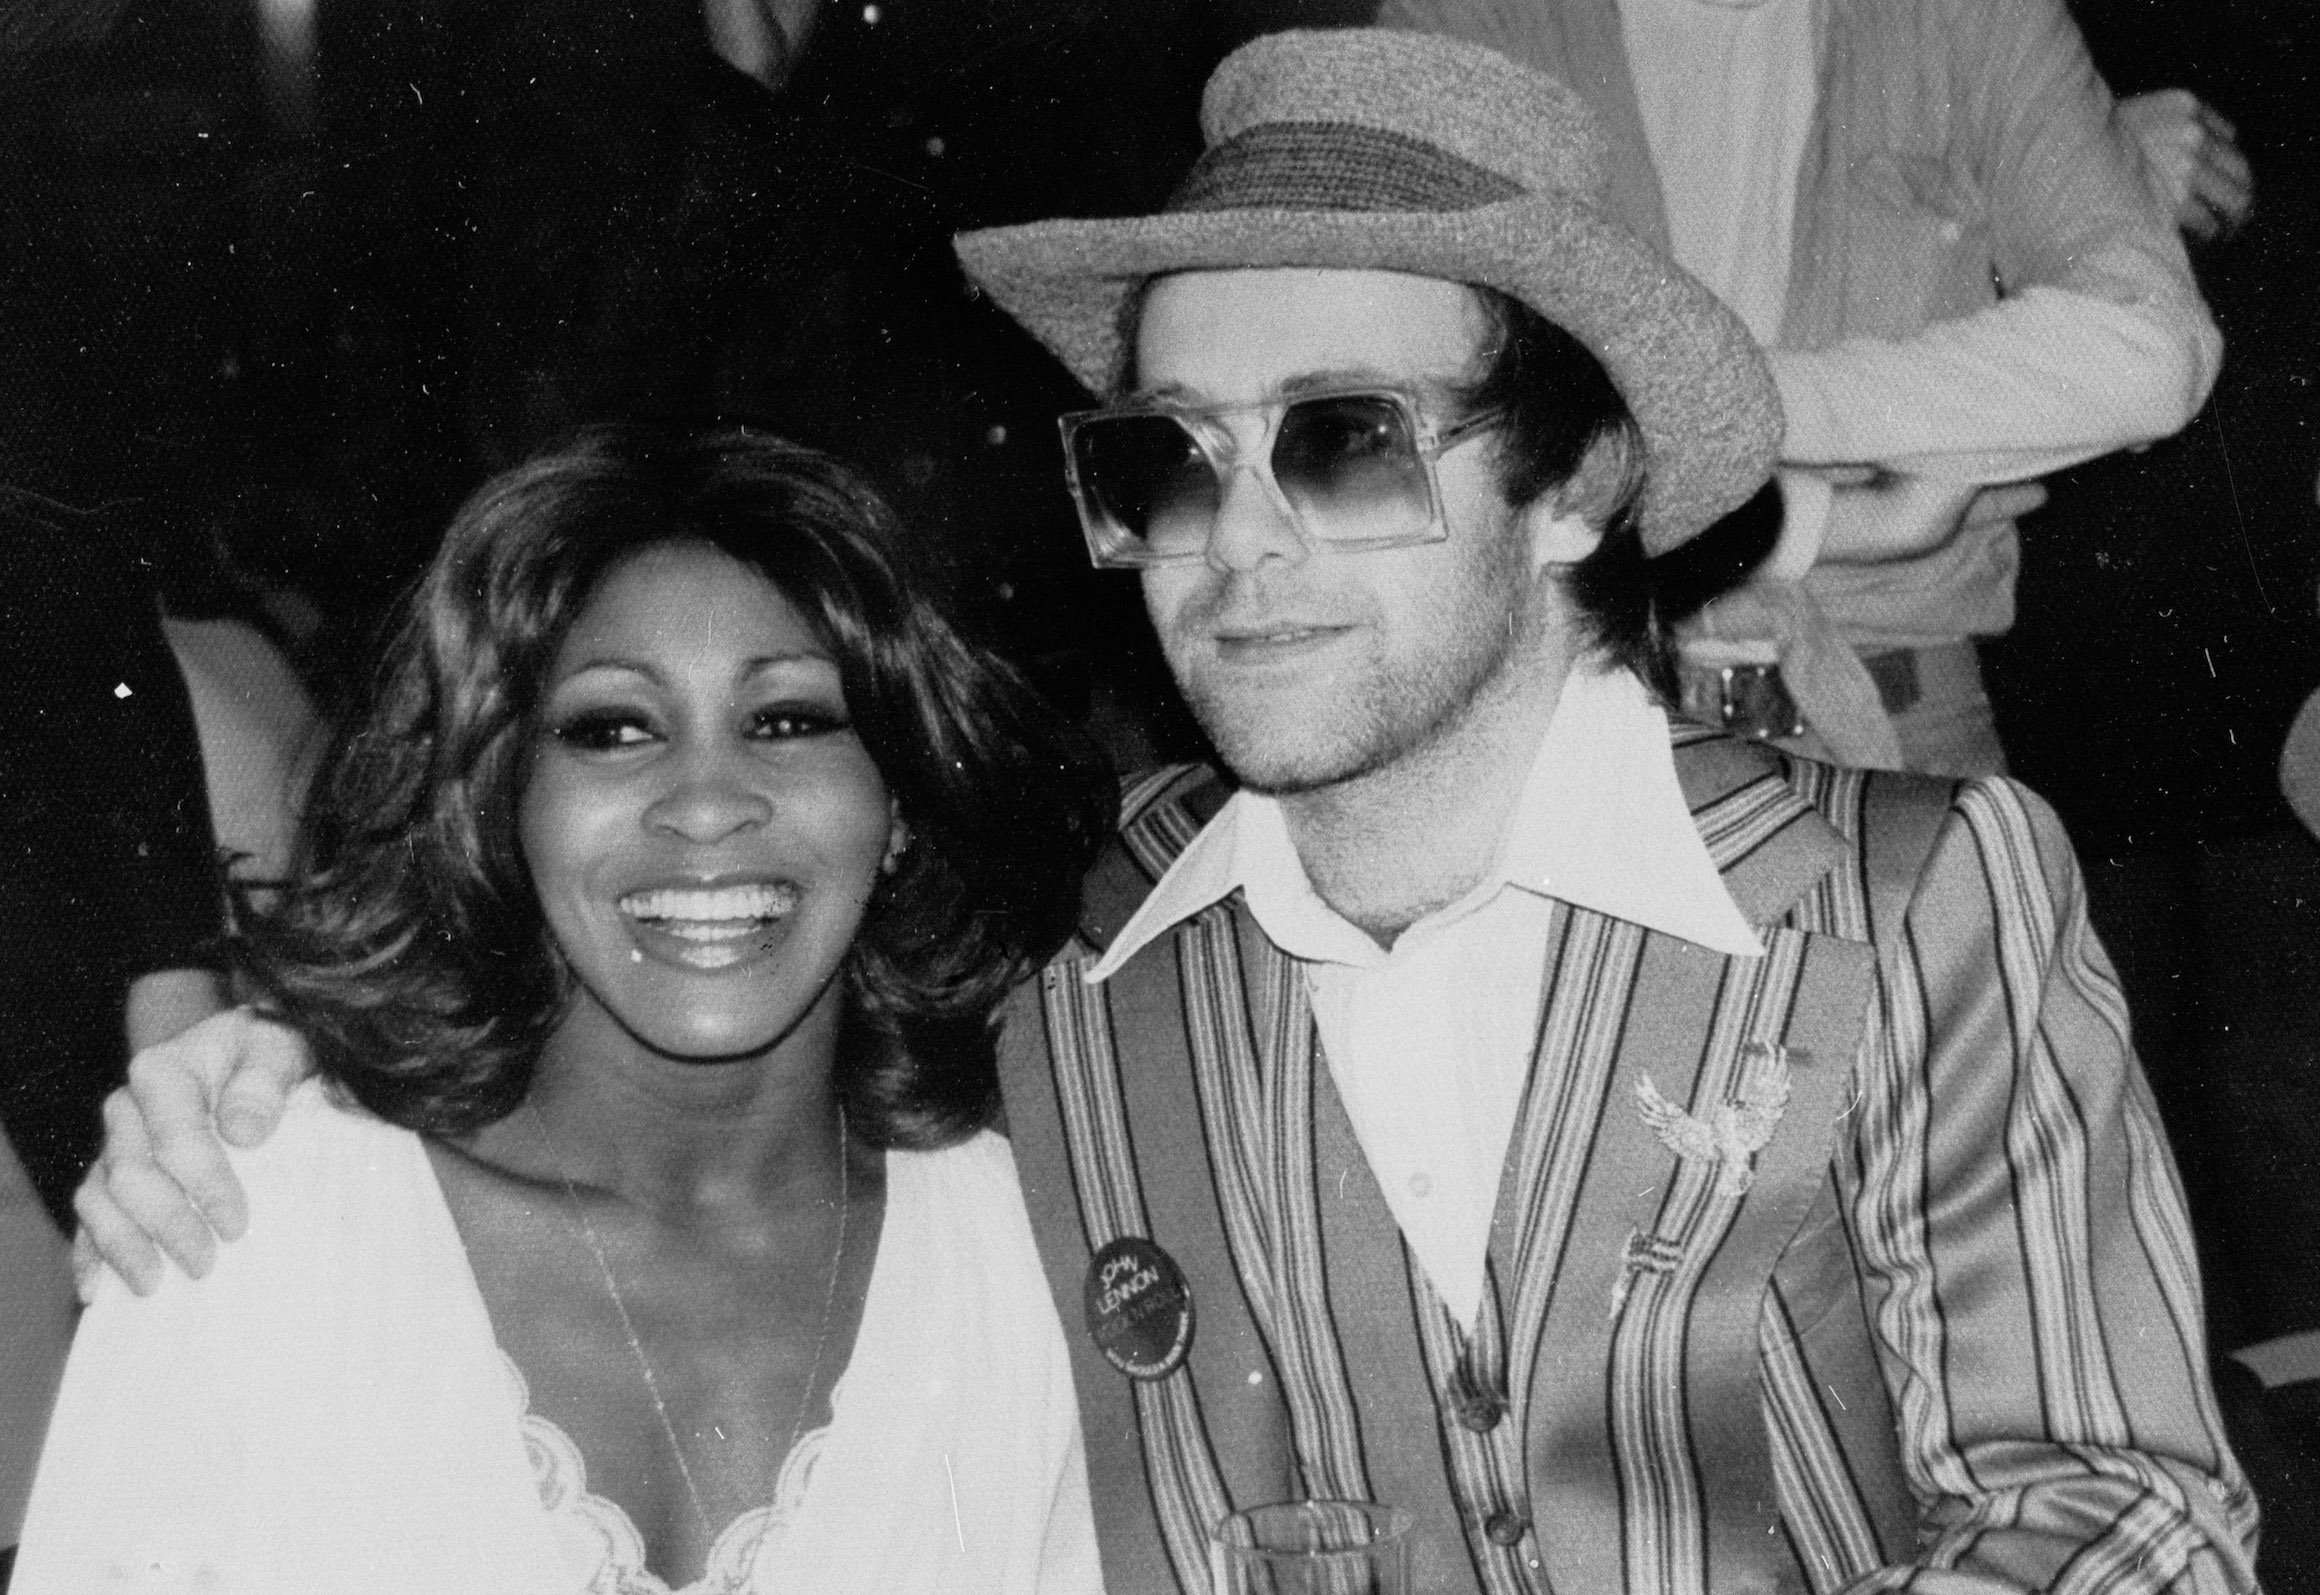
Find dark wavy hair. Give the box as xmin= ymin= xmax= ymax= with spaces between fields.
xmin=240 ymin=427 xmax=1116 ymax=1150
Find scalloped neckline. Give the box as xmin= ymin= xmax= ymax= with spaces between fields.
xmin=500 ymin=1349 xmax=838 ymax=1593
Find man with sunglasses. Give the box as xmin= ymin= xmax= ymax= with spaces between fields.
xmin=70 ymin=27 xmax=2255 ymax=1595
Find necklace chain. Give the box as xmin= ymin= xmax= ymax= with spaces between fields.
xmin=529 ymin=1100 xmax=853 ymax=1546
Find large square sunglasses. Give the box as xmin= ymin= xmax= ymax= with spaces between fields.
xmin=1058 ymin=386 xmax=1506 ymax=569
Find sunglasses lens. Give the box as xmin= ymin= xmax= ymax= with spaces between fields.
xmin=1272 ymin=395 xmax=1433 ymax=542
xmin=1072 ymin=414 xmax=1219 ymax=559
xmin=1068 ymin=393 xmax=1447 ymax=564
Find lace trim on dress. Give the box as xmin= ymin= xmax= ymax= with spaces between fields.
xmin=499 ymin=1350 xmax=831 ymax=1595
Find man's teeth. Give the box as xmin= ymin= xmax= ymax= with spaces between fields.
xmin=618 ymin=883 xmax=799 ymax=932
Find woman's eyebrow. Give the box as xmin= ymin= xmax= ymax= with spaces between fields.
xmin=556 ymin=655 xmax=663 ymax=683
xmin=739 ymin=650 xmax=839 ymax=678
xmin=555 ymin=647 xmax=836 ymax=683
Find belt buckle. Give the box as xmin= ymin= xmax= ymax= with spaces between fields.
xmin=1708 ymin=662 xmax=1804 ymax=742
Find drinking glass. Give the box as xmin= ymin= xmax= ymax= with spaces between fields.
xmin=1209 ymin=1500 xmax=1412 ymax=1595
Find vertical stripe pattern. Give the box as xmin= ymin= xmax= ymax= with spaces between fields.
xmin=1759 ymin=1281 xmax=1885 ymax=1592
xmin=1962 ymin=782 xmax=2133 ymax=1443
xmin=1409 ymin=1259 xmax=1539 ymax=1595
xmin=1177 ymin=911 xmax=1375 ymax=1502
xmin=1830 ymin=772 xmax=2256 ymax=1592
xmin=1036 ymin=742 xmax=2257 ymax=1594
xmin=1607 ymin=931 xmax=1809 ymax=1595
xmin=1461 ymin=909 xmax=1650 ymax=1590
xmin=1038 ymin=962 xmax=1233 ymax=1595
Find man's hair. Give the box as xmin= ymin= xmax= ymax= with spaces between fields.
xmin=239 ymin=426 xmax=1117 ymax=1150
xmin=1460 ymin=287 xmax=1776 ymax=702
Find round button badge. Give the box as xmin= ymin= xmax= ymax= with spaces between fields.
xmin=1083 ymin=1236 xmax=1195 ymax=1380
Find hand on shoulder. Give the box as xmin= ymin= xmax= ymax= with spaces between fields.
xmin=70 ymin=1009 xmax=317 ymax=1298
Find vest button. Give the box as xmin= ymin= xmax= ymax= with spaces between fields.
xmin=1483 ymin=1510 xmax=1528 ymax=1547
xmin=1456 ymin=1388 xmax=1506 ymax=1432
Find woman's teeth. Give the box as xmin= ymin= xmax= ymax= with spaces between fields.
xmin=618 ymin=883 xmax=798 ymax=940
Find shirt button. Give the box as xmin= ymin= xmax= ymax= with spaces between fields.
xmin=1408 ymin=1172 xmax=1432 ymax=1198
xmin=1483 ymin=1510 xmax=1528 ymax=1547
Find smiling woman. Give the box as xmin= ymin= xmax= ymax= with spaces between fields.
xmin=259 ymin=430 xmax=1109 ymax=1149
xmin=14 ymin=429 xmax=1116 ymax=1595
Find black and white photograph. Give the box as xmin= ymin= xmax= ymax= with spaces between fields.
xmin=3 ymin=0 xmax=2316 ymax=1590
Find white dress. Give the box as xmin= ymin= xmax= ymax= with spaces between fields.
xmin=15 ymin=1082 xmax=1101 ymax=1595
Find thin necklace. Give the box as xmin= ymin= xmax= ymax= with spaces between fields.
xmin=528 ymin=1099 xmax=853 ymax=1544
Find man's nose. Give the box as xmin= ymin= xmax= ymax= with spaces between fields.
xmin=1204 ymin=459 xmax=1308 ymax=573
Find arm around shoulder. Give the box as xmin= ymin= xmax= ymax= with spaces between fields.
xmin=74 ymin=1009 xmax=319 ymax=1293
xmin=1837 ymin=775 xmax=2257 ymax=1591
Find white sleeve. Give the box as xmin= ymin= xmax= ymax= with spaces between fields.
xmin=1033 ymin=1366 xmax=1105 ymax=1594
xmin=1001 ymin=1130 xmax=1104 ymax=1594
xmin=1770 ymin=282 xmax=2222 ymax=483
xmin=11 ymin=1089 xmax=557 ymax=1595
xmin=1772 ymin=0 xmax=2221 ymax=487
xmin=12 ymin=1211 xmax=262 ymax=1590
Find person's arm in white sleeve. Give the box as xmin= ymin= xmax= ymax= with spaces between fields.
xmin=1769 ymin=0 xmax=2220 ymax=542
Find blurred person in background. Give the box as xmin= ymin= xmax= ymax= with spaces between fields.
xmin=149 ymin=496 xmax=332 ymax=891
xmin=1381 ymin=0 xmax=2222 ymax=779
xmin=0 ymin=491 xmax=229 ymax=1566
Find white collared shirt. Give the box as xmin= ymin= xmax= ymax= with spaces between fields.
xmin=1087 ymin=667 xmax=1762 ymax=1329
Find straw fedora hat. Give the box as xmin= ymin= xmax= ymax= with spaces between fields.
xmin=954 ymin=27 xmax=1779 ymax=556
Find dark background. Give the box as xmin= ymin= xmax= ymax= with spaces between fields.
xmin=5 ymin=0 xmax=2313 ymax=776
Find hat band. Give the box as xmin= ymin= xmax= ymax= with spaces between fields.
xmin=1168 ymin=122 xmax=1524 ymax=215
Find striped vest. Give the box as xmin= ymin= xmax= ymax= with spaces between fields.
xmin=994 ymin=730 xmax=1958 ymax=1595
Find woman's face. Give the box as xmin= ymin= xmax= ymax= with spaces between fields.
xmin=520 ymin=539 xmax=902 ymax=1067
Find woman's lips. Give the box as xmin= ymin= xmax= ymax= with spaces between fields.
xmin=617 ymin=881 xmax=799 ymax=969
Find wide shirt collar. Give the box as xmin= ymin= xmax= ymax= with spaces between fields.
xmin=1087 ymin=666 xmax=1764 ymax=983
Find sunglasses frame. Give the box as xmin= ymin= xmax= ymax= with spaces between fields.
xmin=1057 ymin=385 xmax=1506 ymax=570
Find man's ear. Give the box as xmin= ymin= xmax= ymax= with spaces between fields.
xmin=1524 ymin=497 xmax=1602 ymax=569
xmin=1522 ymin=429 xmax=1635 ymax=570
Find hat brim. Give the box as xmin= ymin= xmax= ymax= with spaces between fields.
xmin=957 ymin=196 xmax=1779 ymax=555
